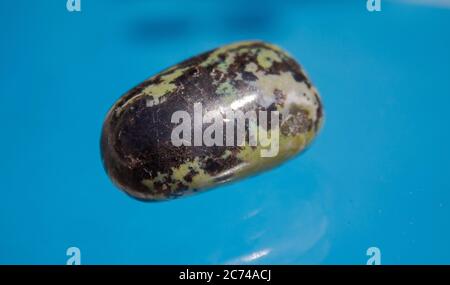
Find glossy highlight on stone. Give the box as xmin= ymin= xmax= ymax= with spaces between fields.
xmin=101 ymin=41 xmax=324 ymax=201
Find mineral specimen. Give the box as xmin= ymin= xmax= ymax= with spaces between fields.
xmin=101 ymin=41 xmax=324 ymax=201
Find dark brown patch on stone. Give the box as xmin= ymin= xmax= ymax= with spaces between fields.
xmin=242 ymin=71 xmax=258 ymax=81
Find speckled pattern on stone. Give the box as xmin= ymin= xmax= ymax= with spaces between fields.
xmin=101 ymin=41 xmax=324 ymax=201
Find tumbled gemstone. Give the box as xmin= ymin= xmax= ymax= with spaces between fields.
xmin=101 ymin=41 xmax=324 ymax=201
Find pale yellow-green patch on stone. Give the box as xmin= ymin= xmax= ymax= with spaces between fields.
xmin=245 ymin=62 xmax=259 ymax=73
xmin=154 ymin=172 xmax=168 ymax=183
xmin=217 ymin=81 xmax=237 ymax=97
xmin=170 ymin=158 xmax=215 ymax=190
xmin=171 ymin=162 xmax=193 ymax=183
xmin=113 ymin=66 xmax=190 ymax=116
xmin=141 ymin=158 xmax=216 ymax=193
xmin=201 ymin=41 xmax=257 ymax=67
xmin=190 ymin=170 xmax=215 ymax=190
xmin=141 ymin=172 xmax=169 ymax=191
xmin=257 ymin=48 xmax=282 ymax=69
xmin=140 ymin=179 xmax=169 ymax=201
xmin=217 ymin=80 xmax=242 ymax=107
xmin=221 ymin=149 xmax=233 ymax=159
xmin=252 ymin=71 xmax=319 ymax=122
xmin=304 ymin=128 xmax=316 ymax=145
xmin=216 ymin=52 xmax=236 ymax=73
xmin=143 ymin=66 xmax=189 ymax=104
xmin=141 ymin=179 xmax=155 ymax=190
xmin=234 ymin=125 xmax=313 ymax=180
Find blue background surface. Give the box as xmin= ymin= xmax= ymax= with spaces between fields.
xmin=1 ymin=0 xmax=449 ymax=264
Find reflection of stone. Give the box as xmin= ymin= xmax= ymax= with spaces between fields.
xmin=225 ymin=201 xmax=329 ymax=264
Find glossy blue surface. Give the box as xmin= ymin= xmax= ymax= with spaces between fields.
xmin=1 ymin=0 xmax=449 ymax=264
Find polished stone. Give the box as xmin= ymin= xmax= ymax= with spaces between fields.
xmin=101 ymin=41 xmax=324 ymax=201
